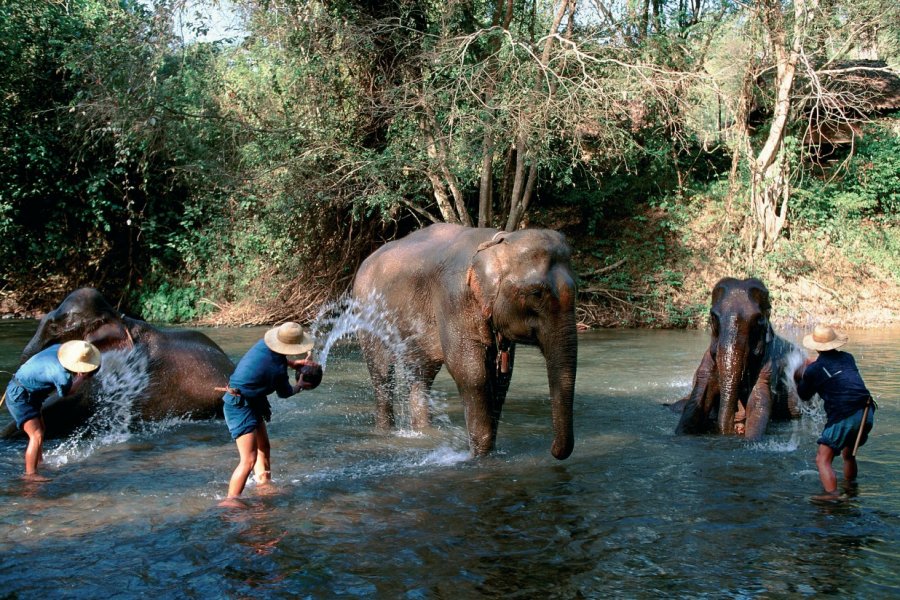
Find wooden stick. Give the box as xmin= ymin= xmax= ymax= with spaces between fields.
xmin=851 ymin=400 xmax=871 ymax=457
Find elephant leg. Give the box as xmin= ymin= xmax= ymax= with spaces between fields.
xmin=409 ymin=362 xmax=441 ymax=431
xmin=676 ymin=349 xmax=719 ymax=434
xmin=444 ymin=341 xmax=497 ymax=456
xmin=360 ymin=334 xmax=395 ymax=430
xmin=743 ymin=364 xmax=773 ymax=441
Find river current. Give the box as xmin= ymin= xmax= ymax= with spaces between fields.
xmin=0 ymin=320 xmax=897 ymax=598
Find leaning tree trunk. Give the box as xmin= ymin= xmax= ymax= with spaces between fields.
xmin=751 ymin=149 xmax=790 ymax=254
xmin=749 ymin=0 xmax=808 ymax=254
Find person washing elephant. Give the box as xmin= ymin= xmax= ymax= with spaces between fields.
xmin=219 ymin=322 xmax=322 ymax=508
xmin=3 ymin=340 xmax=101 ymax=481
xmin=795 ymin=325 xmax=875 ymax=500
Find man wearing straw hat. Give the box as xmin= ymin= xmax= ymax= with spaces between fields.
xmin=795 ymin=325 xmax=875 ymax=499
xmin=3 ymin=340 xmax=101 ymax=481
xmin=219 ymin=322 xmax=321 ymax=507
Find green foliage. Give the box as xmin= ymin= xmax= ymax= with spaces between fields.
xmin=794 ymin=124 xmax=900 ymax=226
xmin=767 ymin=240 xmax=815 ymax=280
xmin=136 ymin=282 xmax=210 ymax=324
xmin=0 ymin=0 xmax=897 ymax=325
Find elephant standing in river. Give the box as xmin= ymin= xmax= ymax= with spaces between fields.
xmin=2 ymin=288 xmax=234 ymax=439
xmin=675 ymin=277 xmax=805 ymax=440
xmin=351 ymin=224 xmax=578 ymax=459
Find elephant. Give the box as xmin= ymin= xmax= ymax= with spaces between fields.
xmin=2 ymin=288 xmax=234 ymax=439
xmin=675 ymin=277 xmax=806 ymax=440
xmin=351 ymin=223 xmax=578 ymax=459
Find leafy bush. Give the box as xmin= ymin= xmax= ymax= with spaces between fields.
xmin=137 ymin=283 xmax=209 ymax=324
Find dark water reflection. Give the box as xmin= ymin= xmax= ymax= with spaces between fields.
xmin=0 ymin=321 xmax=898 ymax=598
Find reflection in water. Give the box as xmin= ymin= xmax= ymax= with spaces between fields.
xmin=0 ymin=321 xmax=897 ymax=597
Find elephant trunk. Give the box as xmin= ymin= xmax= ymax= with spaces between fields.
xmin=716 ymin=322 xmax=749 ymax=435
xmin=541 ymin=274 xmax=577 ymax=460
xmin=20 ymin=316 xmax=51 ymax=363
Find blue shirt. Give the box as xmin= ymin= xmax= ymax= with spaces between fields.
xmin=225 ymin=339 xmax=294 ymax=401
xmin=797 ymin=350 xmax=871 ymax=426
xmin=12 ymin=344 xmax=74 ymax=403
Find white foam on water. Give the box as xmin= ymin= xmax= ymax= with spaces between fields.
xmin=748 ymin=436 xmax=801 ymax=453
xmin=414 ymin=445 xmax=471 ymax=467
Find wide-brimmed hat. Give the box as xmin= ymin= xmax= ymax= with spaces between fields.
xmin=57 ymin=340 xmax=102 ymax=373
xmin=803 ymin=325 xmax=849 ymax=352
xmin=264 ymin=322 xmax=314 ymax=355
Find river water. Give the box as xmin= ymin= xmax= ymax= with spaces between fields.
xmin=0 ymin=320 xmax=897 ymax=598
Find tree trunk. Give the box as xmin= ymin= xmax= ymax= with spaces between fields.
xmin=476 ymin=0 xmax=514 ymax=227
xmin=748 ymin=0 xmax=808 ymax=252
xmin=505 ymin=0 xmax=573 ymax=231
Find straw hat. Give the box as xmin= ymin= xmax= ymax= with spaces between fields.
xmin=802 ymin=325 xmax=848 ymax=352
xmin=264 ymin=322 xmax=314 ymax=355
xmin=57 ymin=340 xmax=102 ymax=373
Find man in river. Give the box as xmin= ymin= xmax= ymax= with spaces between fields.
xmin=4 ymin=340 xmax=101 ymax=481
xmin=219 ymin=322 xmax=321 ymax=508
xmin=795 ymin=325 xmax=875 ymax=500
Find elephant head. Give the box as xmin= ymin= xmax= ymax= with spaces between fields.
xmin=21 ymin=288 xmax=132 ymax=362
xmin=466 ymin=229 xmax=578 ymax=459
xmin=708 ymin=277 xmax=772 ymax=436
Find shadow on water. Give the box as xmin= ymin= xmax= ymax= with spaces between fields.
xmin=0 ymin=320 xmax=898 ymax=597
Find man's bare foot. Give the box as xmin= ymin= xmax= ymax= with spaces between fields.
xmin=218 ymin=496 xmax=249 ymax=509
xmin=255 ymin=481 xmax=279 ymax=496
xmin=22 ymin=473 xmax=51 ymax=482
xmin=811 ymin=491 xmax=845 ymax=504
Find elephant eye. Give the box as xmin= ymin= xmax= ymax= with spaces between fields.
xmin=520 ymin=285 xmax=549 ymax=310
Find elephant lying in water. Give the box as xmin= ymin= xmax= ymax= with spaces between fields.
xmin=2 ymin=288 xmax=234 ymax=439
xmin=675 ymin=277 xmax=806 ymax=440
xmin=352 ymin=224 xmax=578 ymax=459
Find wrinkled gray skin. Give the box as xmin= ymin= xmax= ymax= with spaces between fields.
xmin=675 ymin=277 xmax=802 ymax=440
xmin=2 ymin=288 xmax=234 ymax=439
xmin=351 ymin=224 xmax=578 ymax=459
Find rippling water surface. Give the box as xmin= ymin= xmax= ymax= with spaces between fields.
xmin=0 ymin=320 xmax=898 ymax=598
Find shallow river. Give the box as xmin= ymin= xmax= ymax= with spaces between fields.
xmin=0 ymin=320 xmax=898 ymax=598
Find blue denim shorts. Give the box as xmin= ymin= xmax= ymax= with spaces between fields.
xmin=4 ymin=382 xmax=42 ymax=429
xmin=222 ymin=394 xmax=271 ymax=440
xmin=818 ymin=406 xmax=874 ymax=452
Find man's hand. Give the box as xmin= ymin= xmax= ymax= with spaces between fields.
xmin=293 ymin=360 xmax=323 ymax=391
xmin=794 ymin=357 xmax=814 ymax=383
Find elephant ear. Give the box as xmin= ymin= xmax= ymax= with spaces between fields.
xmin=747 ymin=280 xmax=773 ymax=354
xmin=466 ymin=232 xmax=507 ymax=323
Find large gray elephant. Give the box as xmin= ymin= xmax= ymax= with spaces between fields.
xmin=351 ymin=223 xmax=577 ymax=459
xmin=675 ymin=277 xmax=805 ymax=440
xmin=2 ymin=288 xmax=234 ymax=439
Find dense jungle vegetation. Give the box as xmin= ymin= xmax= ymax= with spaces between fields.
xmin=1 ymin=0 xmax=898 ymax=328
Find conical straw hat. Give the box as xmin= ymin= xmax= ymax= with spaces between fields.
xmin=264 ymin=322 xmax=314 ymax=355
xmin=802 ymin=325 xmax=848 ymax=352
xmin=57 ymin=340 xmax=102 ymax=373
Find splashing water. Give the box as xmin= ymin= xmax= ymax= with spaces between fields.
xmin=309 ymin=294 xmax=435 ymax=433
xmin=310 ymin=293 xmax=408 ymax=368
xmin=46 ymin=347 xmax=152 ymax=465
